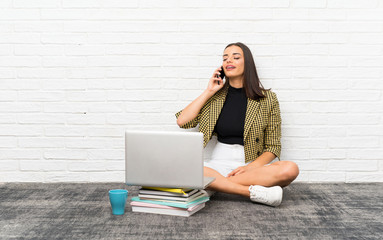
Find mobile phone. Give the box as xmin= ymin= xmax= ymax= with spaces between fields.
xmin=216 ymin=66 xmax=225 ymax=85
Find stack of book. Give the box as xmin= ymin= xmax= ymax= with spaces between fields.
xmin=130 ymin=186 xmax=209 ymax=217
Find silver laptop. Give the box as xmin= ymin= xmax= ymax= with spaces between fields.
xmin=125 ymin=130 xmax=215 ymax=189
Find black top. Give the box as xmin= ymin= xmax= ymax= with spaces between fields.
xmin=214 ymin=84 xmax=248 ymax=145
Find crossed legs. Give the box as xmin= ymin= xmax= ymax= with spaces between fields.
xmin=204 ymin=161 xmax=299 ymax=198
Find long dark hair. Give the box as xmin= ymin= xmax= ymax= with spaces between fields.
xmin=223 ymin=42 xmax=268 ymax=100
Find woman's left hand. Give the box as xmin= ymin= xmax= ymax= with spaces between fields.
xmin=227 ymin=165 xmax=250 ymax=177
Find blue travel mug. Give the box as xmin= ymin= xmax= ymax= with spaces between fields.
xmin=109 ymin=189 xmax=128 ymax=215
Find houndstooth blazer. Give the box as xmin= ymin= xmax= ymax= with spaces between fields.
xmin=175 ymin=84 xmax=282 ymax=164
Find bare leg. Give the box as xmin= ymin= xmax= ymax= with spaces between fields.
xmin=204 ymin=167 xmax=250 ymax=197
xmin=228 ymin=161 xmax=299 ymax=188
xmin=204 ymin=161 xmax=299 ymax=197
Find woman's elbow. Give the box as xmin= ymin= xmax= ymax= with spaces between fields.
xmin=176 ymin=118 xmax=184 ymax=128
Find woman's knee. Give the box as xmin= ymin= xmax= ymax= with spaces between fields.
xmin=278 ymin=161 xmax=299 ymax=183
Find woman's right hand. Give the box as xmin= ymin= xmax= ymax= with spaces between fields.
xmin=206 ymin=66 xmax=225 ymax=93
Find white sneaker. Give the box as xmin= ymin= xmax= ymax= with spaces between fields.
xmin=249 ymin=185 xmax=283 ymax=207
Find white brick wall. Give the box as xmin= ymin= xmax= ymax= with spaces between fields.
xmin=1 ymin=0 xmax=383 ymax=182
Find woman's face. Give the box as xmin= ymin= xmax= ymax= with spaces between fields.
xmin=222 ymin=45 xmax=245 ymax=80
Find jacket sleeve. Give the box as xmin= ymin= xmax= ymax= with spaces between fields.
xmin=175 ymin=110 xmax=201 ymax=129
xmin=175 ymin=90 xmax=217 ymax=129
xmin=263 ymin=92 xmax=282 ymax=160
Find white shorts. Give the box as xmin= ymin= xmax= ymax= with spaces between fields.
xmin=204 ymin=141 xmax=249 ymax=177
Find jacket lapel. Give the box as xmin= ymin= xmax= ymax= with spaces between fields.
xmin=243 ymin=98 xmax=260 ymax=141
xmin=204 ymin=85 xmax=260 ymax=145
xmin=209 ymin=86 xmax=228 ymax=128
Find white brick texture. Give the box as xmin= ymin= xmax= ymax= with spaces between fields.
xmin=0 ymin=0 xmax=382 ymax=182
